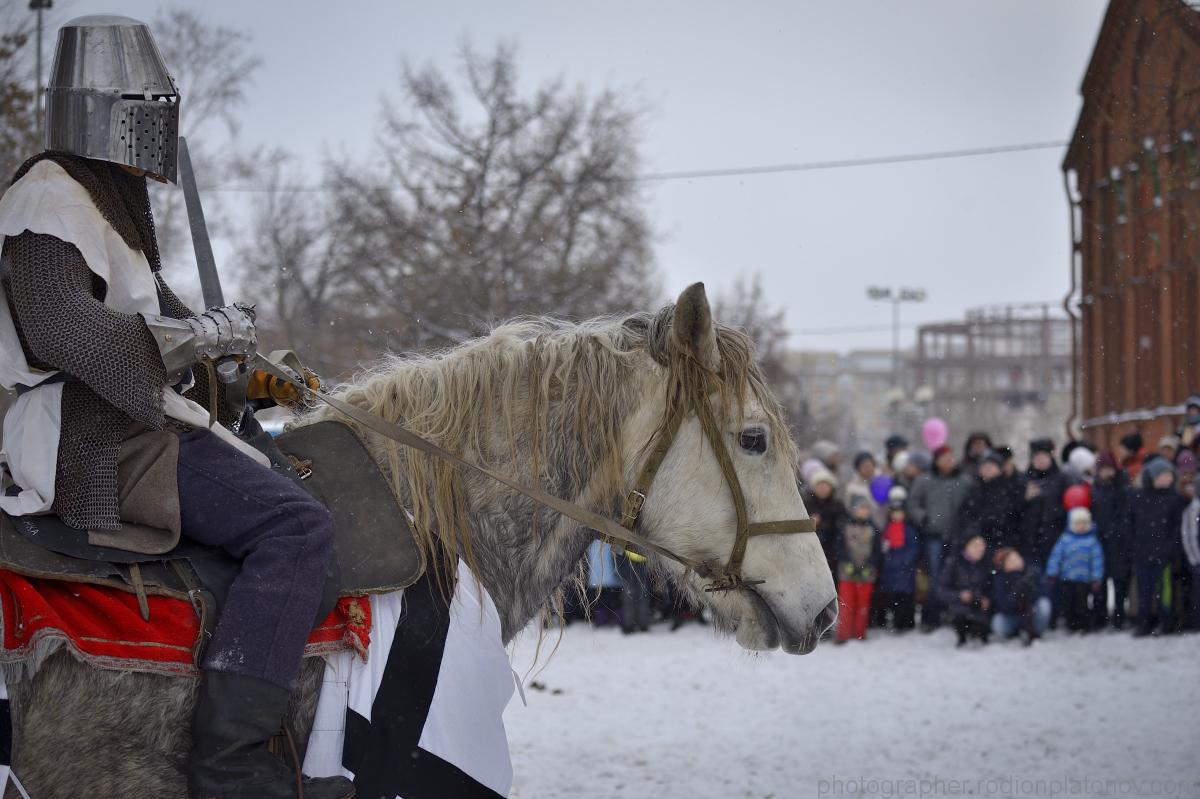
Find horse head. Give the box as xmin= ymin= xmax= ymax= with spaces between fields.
xmin=619 ymin=283 xmax=837 ymax=654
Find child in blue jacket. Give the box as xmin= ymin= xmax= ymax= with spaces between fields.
xmin=875 ymin=488 xmax=920 ymax=631
xmin=1046 ymin=507 xmax=1105 ymax=632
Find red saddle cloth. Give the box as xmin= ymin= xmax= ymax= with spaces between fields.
xmin=0 ymin=569 xmax=372 ymax=677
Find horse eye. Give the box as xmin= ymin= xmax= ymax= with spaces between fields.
xmin=739 ymin=428 xmax=768 ymax=454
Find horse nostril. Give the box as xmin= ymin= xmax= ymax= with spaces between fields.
xmin=815 ymin=597 xmax=839 ymax=635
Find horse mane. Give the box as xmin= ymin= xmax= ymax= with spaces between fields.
xmin=306 ymin=304 xmax=796 ymax=591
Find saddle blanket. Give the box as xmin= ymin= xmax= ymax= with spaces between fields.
xmin=0 ymin=561 xmax=516 ymax=798
xmin=0 ymin=569 xmax=372 ymax=677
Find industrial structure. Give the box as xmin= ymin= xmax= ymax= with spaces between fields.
xmin=911 ymin=305 xmax=1074 ymax=450
xmin=1063 ymin=0 xmax=1200 ymax=449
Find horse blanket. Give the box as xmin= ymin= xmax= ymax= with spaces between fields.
xmin=0 ymin=561 xmax=516 ymax=797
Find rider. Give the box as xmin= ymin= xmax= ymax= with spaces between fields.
xmin=0 ymin=16 xmax=353 ymax=799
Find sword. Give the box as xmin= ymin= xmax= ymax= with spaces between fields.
xmin=177 ymin=136 xmax=239 ymax=385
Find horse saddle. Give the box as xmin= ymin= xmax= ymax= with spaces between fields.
xmin=0 ymin=420 xmax=424 ymax=620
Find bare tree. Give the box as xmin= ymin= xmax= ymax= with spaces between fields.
xmin=241 ymin=42 xmax=659 ymax=370
xmin=0 ymin=3 xmax=37 ymax=184
xmin=148 ymin=8 xmax=262 ymax=271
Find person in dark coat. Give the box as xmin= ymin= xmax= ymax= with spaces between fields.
xmin=1126 ymin=458 xmax=1189 ymax=636
xmin=908 ymin=446 xmax=972 ymax=630
xmin=874 ymin=489 xmax=920 ymax=631
xmin=804 ymin=468 xmax=845 ymax=578
xmin=958 ymin=449 xmax=1021 ymax=550
xmin=1019 ymin=438 xmax=1070 ymax=566
xmin=990 ymin=547 xmax=1051 ymax=644
xmin=937 ymin=534 xmax=993 ymax=646
xmin=1092 ymin=452 xmax=1131 ymax=629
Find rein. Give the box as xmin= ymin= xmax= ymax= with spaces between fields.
xmin=252 ymin=355 xmax=814 ymax=592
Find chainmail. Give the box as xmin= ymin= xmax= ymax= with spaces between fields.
xmin=1 ymin=153 xmax=219 ymax=530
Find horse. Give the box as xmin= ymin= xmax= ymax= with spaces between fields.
xmin=1 ymin=283 xmax=837 ymax=797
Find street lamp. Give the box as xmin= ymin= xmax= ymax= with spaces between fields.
xmin=29 ymin=0 xmax=52 ymax=145
xmin=866 ymin=285 xmax=927 ymax=386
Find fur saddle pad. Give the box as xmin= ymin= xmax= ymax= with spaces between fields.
xmin=0 ymin=420 xmax=424 ymax=604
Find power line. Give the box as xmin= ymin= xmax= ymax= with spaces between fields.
xmin=203 ymin=139 xmax=1068 ymax=194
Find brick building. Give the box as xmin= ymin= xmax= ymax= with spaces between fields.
xmin=1064 ymin=0 xmax=1200 ymax=450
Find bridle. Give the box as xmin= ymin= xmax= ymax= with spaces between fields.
xmin=606 ymin=390 xmax=815 ymax=592
xmin=253 ymin=356 xmax=815 ymax=593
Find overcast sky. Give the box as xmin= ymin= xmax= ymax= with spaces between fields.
xmin=55 ymin=0 xmax=1108 ymax=353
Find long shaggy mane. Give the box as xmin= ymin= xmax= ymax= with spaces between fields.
xmin=305 ymin=304 xmax=796 ymax=590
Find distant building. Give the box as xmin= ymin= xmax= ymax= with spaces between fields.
xmin=1063 ymin=0 xmax=1200 ymax=449
xmin=786 ymin=348 xmax=906 ymax=459
xmin=911 ymin=305 xmax=1074 ymax=453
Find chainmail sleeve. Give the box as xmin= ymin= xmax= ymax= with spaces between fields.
xmin=4 ymin=231 xmax=167 ymax=428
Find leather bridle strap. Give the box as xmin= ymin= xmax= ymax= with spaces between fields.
xmin=251 ymin=356 xmax=715 ymax=576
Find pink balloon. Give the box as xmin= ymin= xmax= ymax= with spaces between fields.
xmin=922 ymin=417 xmax=949 ymax=450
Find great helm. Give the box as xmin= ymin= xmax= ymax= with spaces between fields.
xmin=45 ymin=15 xmax=179 ymax=183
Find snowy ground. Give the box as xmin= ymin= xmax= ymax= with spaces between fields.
xmin=503 ymin=623 xmax=1199 ymax=799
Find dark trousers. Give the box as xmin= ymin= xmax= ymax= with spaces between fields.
xmin=1184 ymin=565 xmax=1200 ymax=631
xmin=921 ymin=537 xmax=945 ymax=628
xmin=1060 ymin=581 xmax=1093 ymax=632
xmin=874 ymin=591 xmax=915 ymax=630
xmin=1134 ymin=559 xmax=1174 ymax=635
xmin=178 ymin=430 xmax=336 ymax=689
xmin=615 ymin=555 xmax=651 ymax=631
xmin=1109 ymin=567 xmax=1132 ymax=629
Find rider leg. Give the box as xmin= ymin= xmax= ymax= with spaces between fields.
xmin=176 ymin=428 xmax=353 ymax=799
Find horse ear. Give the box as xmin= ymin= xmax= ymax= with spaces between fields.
xmin=673 ymin=282 xmax=720 ymax=369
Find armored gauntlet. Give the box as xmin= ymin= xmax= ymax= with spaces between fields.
xmin=140 ymin=303 xmax=258 ymax=385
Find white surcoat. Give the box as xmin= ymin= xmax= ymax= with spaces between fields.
xmin=0 ymin=159 xmax=267 ymax=519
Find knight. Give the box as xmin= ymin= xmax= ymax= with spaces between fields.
xmin=0 ymin=16 xmax=354 ymax=799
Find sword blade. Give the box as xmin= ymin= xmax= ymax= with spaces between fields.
xmin=177 ymin=136 xmax=224 ymax=309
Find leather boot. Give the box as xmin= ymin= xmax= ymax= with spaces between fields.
xmin=188 ymin=671 xmax=356 ymax=799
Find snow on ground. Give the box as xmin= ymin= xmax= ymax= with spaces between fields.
xmin=504 ymin=624 xmax=1199 ymax=799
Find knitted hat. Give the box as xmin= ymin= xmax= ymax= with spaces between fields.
xmin=849 ymin=494 xmax=873 ymax=511
xmin=1158 ymin=434 xmax=1181 ymax=451
xmin=891 ymin=451 xmax=911 ymax=473
xmin=1068 ymin=446 xmax=1097 ymax=474
xmin=908 ymin=450 xmax=933 ymax=471
xmin=1144 ymin=457 xmax=1175 ymax=484
xmin=1030 ymin=438 xmax=1055 ymax=456
xmin=1177 ymin=450 xmax=1198 ymax=473
xmin=1119 ymin=432 xmax=1144 ymax=452
xmin=887 ymin=485 xmax=908 ymax=507
xmin=809 ymin=468 xmax=837 ymax=489
xmin=1068 ymin=507 xmax=1093 ymax=529
xmin=932 ymin=445 xmax=954 ymax=460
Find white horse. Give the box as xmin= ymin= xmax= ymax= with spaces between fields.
xmin=2 ymin=283 xmax=836 ymax=797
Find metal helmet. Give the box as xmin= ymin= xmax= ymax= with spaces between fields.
xmin=45 ymin=14 xmax=180 ymax=183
